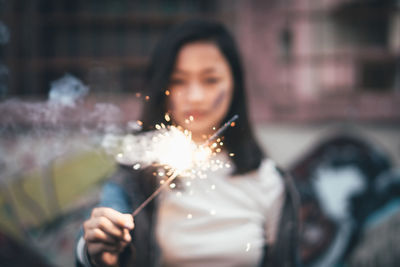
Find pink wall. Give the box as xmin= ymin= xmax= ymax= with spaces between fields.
xmin=235 ymin=0 xmax=400 ymax=123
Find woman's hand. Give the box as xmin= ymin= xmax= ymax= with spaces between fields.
xmin=83 ymin=207 xmax=134 ymax=267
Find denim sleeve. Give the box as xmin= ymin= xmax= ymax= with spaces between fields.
xmin=99 ymin=181 xmax=132 ymax=214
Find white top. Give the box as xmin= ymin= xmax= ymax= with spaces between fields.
xmin=156 ymin=157 xmax=285 ymax=267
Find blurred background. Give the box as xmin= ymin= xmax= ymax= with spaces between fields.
xmin=0 ymin=0 xmax=399 ymax=266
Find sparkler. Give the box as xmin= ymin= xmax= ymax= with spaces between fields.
xmin=202 ymin=114 xmax=239 ymax=147
xmin=131 ymin=114 xmax=239 ymax=217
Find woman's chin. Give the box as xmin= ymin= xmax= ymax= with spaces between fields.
xmin=185 ymin=125 xmax=213 ymax=140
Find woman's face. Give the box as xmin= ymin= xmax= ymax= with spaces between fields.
xmin=167 ymin=41 xmax=234 ymax=142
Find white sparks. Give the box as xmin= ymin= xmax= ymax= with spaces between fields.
xmin=187 ymin=213 xmax=192 ymax=219
xmin=121 ymin=115 xmax=240 ymax=218
xmin=245 ymin=243 xmax=251 ymax=252
xmin=103 ymin=120 xmax=233 ymax=198
xmin=133 ymin=163 xmax=141 ymax=170
xmin=210 ymin=209 xmax=216 ymax=215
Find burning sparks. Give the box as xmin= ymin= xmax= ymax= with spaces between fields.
xmin=165 ymin=90 xmax=170 ymax=96
xmin=245 ymin=243 xmax=251 ymax=252
xmin=133 ymin=163 xmax=141 ymax=170
xmin=102 ymin=114 xmax=239 ymax=217
xmin=103 ymin=125 xmax=214 ymax=176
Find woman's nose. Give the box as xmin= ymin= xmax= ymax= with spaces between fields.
xmin=187 ymin=82 xmax=205 ymax=102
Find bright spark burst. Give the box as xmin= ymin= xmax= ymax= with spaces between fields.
xmin=102 ymin=114 xmax=239 ymax=217
xmin=102 ymin=124 xmax=226 ymax=177
xmin=164 ymin=113 xmax=171 ymax=122
xmin=133 ymin=163 xmax=141 ymax=170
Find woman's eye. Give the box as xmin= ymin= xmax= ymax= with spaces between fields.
xmin=170 ymin=78 xmax=186 ymax=86
xmin=204 ymin=77 xmax=220 ymax=84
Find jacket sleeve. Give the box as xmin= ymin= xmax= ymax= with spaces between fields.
xmin=260 ymin=168 xmax=302 ymax=267
xmin=98 ymin=181 xmax=133 ymax=213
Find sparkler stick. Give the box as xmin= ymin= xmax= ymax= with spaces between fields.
xmin=131 ymin=114 xmax=239 ymax=217
xmin=202 ymin=114 xmax=239 ymax=147
xmin=132 ymin=171 xmax=179 ymax=217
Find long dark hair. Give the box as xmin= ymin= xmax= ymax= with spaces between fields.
xmin=140 ymin=19 xmax=264 ymax=174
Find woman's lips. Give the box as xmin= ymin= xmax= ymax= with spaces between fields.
xmin=185 ymin=110 xmax=208 ymax=120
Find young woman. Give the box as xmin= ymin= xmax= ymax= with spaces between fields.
xmin=76 ymin=20 xmax=300 ymax=267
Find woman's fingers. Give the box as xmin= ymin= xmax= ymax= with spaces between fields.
xmin=87 ymin=241 xmax=127 ymax=255
xmin=84 ymin=207 xmax=133 ymax=242
xmin=123 ymin=228 xmax=131 ymax=242
xmin=84 ymin=228 xmax=119 ymax=245
xmin=83 ymin=207 xmax=134 ymax=266
xmin=85 ymin=221 xmax=132 ymax=244
xmin=94 ymin=216 xmax=127 ymax=241
xmin=92 ymin=207 xmax=134 ymax=230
